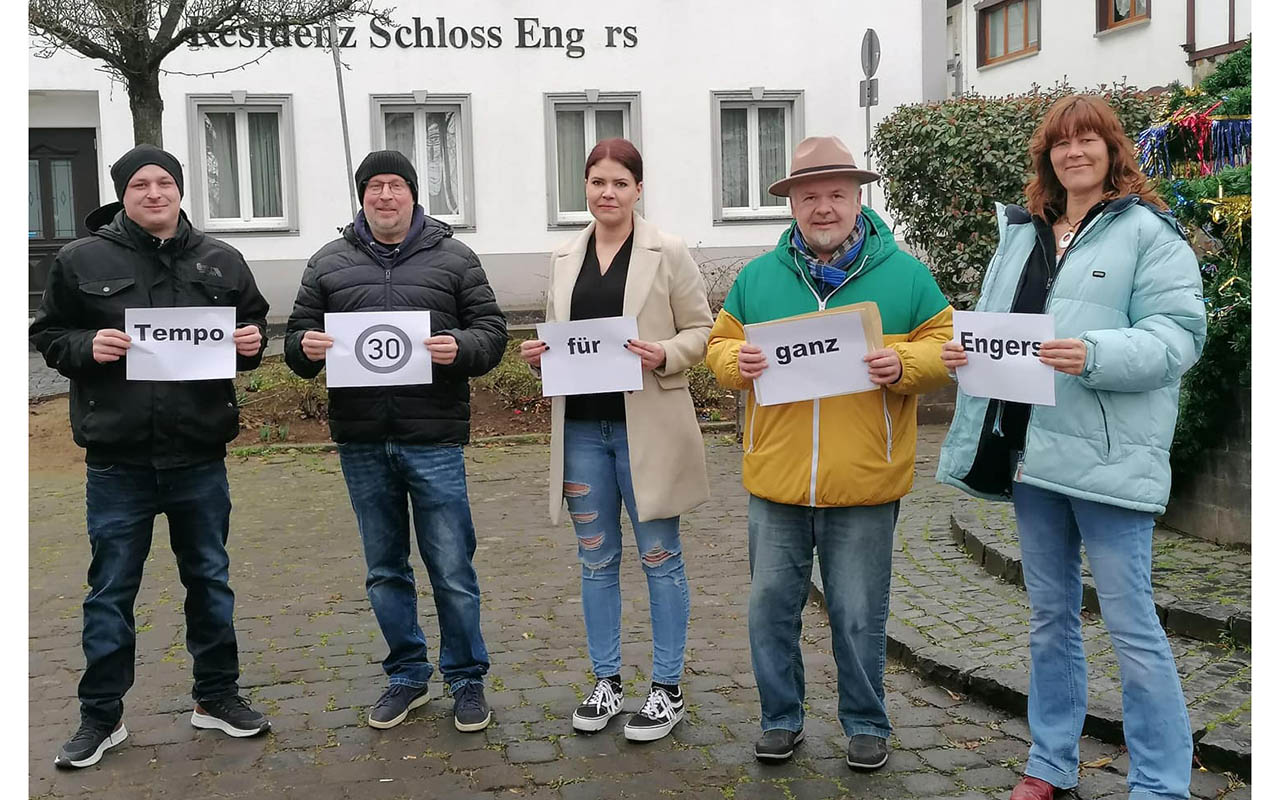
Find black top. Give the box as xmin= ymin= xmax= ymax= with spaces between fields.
xmin=565 ymin=230 xmax=634 ymax=421
xmin=283 ymin=213 xmax=509 ymax=445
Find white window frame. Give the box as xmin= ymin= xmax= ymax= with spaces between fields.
xmin=544 ymin=91 xmax=643 ymax=228
xmin=370 ymin=93 xmax=476 ymax=230
xmin=711 ymin=89 xmax=805 ymax=224
xmin=186 ymin=93 xmax=297 ymax=233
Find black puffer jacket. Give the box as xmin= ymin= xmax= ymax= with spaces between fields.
xmin=284 ymin=213 xmax=507 ymax=444
xmin=29 ymin=205 xmax=270 ymax=468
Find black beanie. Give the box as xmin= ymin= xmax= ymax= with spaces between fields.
xmin=355 ymin=150 xmax=419 ymax=203
xmin=110 ymin=144 xmax=184 ymax=200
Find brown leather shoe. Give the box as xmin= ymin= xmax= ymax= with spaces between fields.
xmin=1009 ymin=776 xmax=1058 ymax=800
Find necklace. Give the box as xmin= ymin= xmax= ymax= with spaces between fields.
xmin=1056 ymin=213 xmax=1084 ymax=251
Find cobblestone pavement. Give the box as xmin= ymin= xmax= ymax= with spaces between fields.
xmin=30 ymin=351 xmax=69 ymax=400
xmin=29 ymin=429 xmax=1250 ymax=799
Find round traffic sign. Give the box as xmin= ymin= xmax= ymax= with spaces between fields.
xmin=354 ymin=324 xmax=413 ymax=374
xmin=861 ymin=29 xmax=881 ymax=78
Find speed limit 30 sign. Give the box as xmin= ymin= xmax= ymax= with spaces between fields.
xmin=324 ymin=311 xmax=434 ymax=388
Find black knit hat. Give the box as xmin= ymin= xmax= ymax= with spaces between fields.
xmin=110 ymin=144 xmax=184 ymax=200
xmin=355 ymin=150 xmax=419 ymax=203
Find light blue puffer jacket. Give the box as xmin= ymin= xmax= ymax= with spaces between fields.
xmin=936 ymin=196 xmax=1207 ymax=514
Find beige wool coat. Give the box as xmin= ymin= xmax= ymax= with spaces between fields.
xmin=543 ymin=212 xmax=713 ymax=524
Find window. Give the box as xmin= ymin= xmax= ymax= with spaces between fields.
xmin=372 ymin=94 xmax=475 ymax=229
xmin=544 ymin=92 xmax=641 ymax=226
xmin=187 ymin=94 xmax=297 ymax=232
xmin=711 ymin=90 xmax=804 ymax=222
xmin=1098 ymin=0 xmax=1149 ymax=33
xmin=978 ymin=0 xmax=1040 ymax=66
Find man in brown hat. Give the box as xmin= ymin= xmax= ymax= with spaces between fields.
xmin=706 ymin=136 xmax=953 ymax=769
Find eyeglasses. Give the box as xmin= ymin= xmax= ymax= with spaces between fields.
xmin=366 ymin=180 xmax=410 ymax=197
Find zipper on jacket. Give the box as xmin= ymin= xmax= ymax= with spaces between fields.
xmin=384 ymin=268 xmax=393 ymax=310
xmin=1094 ymin=392 xmax=1112 ymax=458
xmin=992 ymin=400 xmax=1006 ymax=437
xmin=881 ymin=391 xmax=894 ymax=462
xmin=808 ymin=399 xmax=821 ymax=506
xmin=745 ymin=398 xmax=759 ymax=454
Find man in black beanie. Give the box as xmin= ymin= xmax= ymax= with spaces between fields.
xmin=31 ymin=143 xmax=272 ymax=769
xmin=285 ymin=151 xmax=506 ymax=733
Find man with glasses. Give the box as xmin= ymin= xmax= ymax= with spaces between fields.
xmin=284 ymin=150 xmax=507 ymax=732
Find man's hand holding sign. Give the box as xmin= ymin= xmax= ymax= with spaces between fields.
xmin=945 ymin=311 xmax=1061 ymax=405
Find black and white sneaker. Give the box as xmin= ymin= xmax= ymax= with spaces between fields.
xmin=54 ymin=720 xmax=128 ymax=769
xmin=191 ymin=695 xmax=271 ymax=737
xmin=452 ymin=682 xmax=492 ymax=732
xmin=572 ymin=678 xmax=624 ymax=732
xmin=623 ymin=684 xmax=685 ymax=742
xmin=368 ymin=684 xmax=430 ymax=730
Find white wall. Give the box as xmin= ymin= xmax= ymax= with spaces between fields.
xmin=962 ymin=3 xmax=1193 ymax=96
xmin=29 ymin=0 xmax=927 ymax=317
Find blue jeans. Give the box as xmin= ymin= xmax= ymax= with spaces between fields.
xmin=747 ymin=494 xmax=898 ymax=738
xmin=80 ymin=459 xmax=240 ymax=726
xmin=563 ymin=419 xmax=690 ymax=685
xmin=337 ymin=442 xmax=489 ymax=692
xmin=1013 ymin=482 xmax=1192 ymax=800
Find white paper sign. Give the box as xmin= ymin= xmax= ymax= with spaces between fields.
xmin=536 ymin=316 xmax=643 ymax=397
xmin=125 ymin=306 xmax=236 ymax=381
xmin=953 ymin=311 xmax=1056 ymax=406
xmin=745 ymin=310 xmax=874 ymax=406
xmin=324 ymin=311 xmax=433 ymax=388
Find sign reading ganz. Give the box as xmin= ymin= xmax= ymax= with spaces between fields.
xmin=188 ymin=16 xmax=639 ymax=58
xmin=324 ymin=311 xmax=434 ymax=388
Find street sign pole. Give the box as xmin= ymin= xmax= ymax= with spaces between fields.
xmin=859 ymin=29 xmax=881 ymax=209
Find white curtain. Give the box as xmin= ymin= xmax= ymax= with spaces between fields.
xmin=1009 ymin=1 xmax=1025 ymax=52
xmin=204 ymin=113 xmax=240 ymax=218
xmin=556 ymin=110 xmax=587 ymax=213
xmin=721 ymin=108 xmax=748 ymax=208
xmin=1114 ymin=0 xmax=1131 ymax=21
xmin=248 ymin=112 xmax=282 ymax=218
xmin=384 ymin=111 xmax=415 ymax=161
xmin=28 ymin=160 xmax=42 ymax=238
xmin=758 ymin=108 xmax=786 ymax=208
xmin=425 ymin=110 xmax=460 ymax=216
xmin=596 ymin=109 xmax=624 ymax=142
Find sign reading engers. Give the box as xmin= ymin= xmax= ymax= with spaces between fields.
xmin=952 ymin=311 xmax=1056 ymax=406
xmin=324 ymin=311 xmax=434 ymax=388
xmin=745 ymin=304 xmax=883 ymax=407
xmin=536 ymin=316 xmax=643 ymax=397
xmin=125 ymin=306 xmax=236 ymax=381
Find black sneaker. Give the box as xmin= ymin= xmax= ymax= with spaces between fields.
xmin=54 ymin=720 xmax=128 ymax=769
xmin=755 ymin=728 xmax=804 ymax=761
xmin=572 ymin=678 xmax=624 ymax=732
xmin=623 ymin=685 xmax=685 ymax=742
xmin=191 ymin=695 xmax=270 ymax=737
xmin=846 ymin=734 xmax=889 ymax=770
xmin=452 ymin=682 xmax=492 ymax=732
xmin=367 ymin=684 xmax=430 ymax=730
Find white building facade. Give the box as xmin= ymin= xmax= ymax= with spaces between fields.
xmin=945 ymin=0 xmax=1251 ymax=97
xmin=28 ymin=0 xmax=949 ymax=322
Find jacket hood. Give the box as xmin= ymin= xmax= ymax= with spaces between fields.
xmin=775 ymin=205 xmax=900 ymax=280
xmin=343 ymin=206 xmax=452 ymax=256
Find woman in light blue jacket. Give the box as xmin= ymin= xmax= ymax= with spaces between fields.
xmin=936 ymin=95 xmax=1206 ymax=800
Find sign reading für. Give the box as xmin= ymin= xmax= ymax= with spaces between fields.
xmin=536 ymin=316 xmax=643 ymax=397
xmin=125 ymin=306 xmax=236 ymax=381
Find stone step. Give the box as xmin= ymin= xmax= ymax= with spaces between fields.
xmin=950 ymin=504 xmax=1251 ymax=647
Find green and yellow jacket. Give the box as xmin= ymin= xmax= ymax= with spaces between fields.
xmin=706 ymin=207 xmax=953 ymax=507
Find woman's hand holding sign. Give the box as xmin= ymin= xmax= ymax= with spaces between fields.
xmin=625 ymin=339 xmax=666 ymax=372
xmin=941 ymin=340 xmax=968 ymax=371
xmin=1038 ymin=338 xmax=1086 ymax=375
xmin=520 ymin=338 xmax=549 ymax=368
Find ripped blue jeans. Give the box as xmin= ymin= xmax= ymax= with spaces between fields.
xmin=563 ymin=419 xmax=689 ymax=685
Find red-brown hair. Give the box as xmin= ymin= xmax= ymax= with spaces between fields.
xmin=585 ymin=137 xmax=643 ymax=183
xmin=1024 ymin=94 xmax=1165 ymax=221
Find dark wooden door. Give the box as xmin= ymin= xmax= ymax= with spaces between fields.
xmin=30 ymin=128 xmax=100 ymax=314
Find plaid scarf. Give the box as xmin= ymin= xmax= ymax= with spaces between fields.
xmin=791 ymin=215 xmax=867 ymax=296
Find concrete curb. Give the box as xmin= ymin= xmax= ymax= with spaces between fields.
xmin=229 ymin=421 xmax=738 ymax=457
xmin=949 ymin=511 xmax=1251 ymax=648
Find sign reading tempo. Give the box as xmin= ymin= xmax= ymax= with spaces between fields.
xmin=188 ymin=16 xmax=638 ymax=58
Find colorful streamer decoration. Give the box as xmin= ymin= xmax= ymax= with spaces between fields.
xmin=1210 ymin=117 xmax=1252 ymax=173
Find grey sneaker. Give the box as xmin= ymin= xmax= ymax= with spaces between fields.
xmin=191 ymin=695 xmax=270 ymax=737
xmin=846 ymin=734 xmax=889 ymax=769
xmin=452 ymin=682 xmax=492 ymax=732
xmin=755 ymin=728 xmax=804 ymax=761
xmin=368 ymin=684 xmax=430 ymax=729
xmin=54 ymin=720 xmax=128 ymax=769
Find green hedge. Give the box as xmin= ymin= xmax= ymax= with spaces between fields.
xmin=870 ymin=83 xmax=1165 ymax=309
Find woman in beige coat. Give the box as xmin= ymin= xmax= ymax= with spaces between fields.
xmin=520 ymin=138 xmax=712 ymax=742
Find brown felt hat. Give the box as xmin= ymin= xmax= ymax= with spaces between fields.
xmin=767 ymin=135 xmax=880 ymax=197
